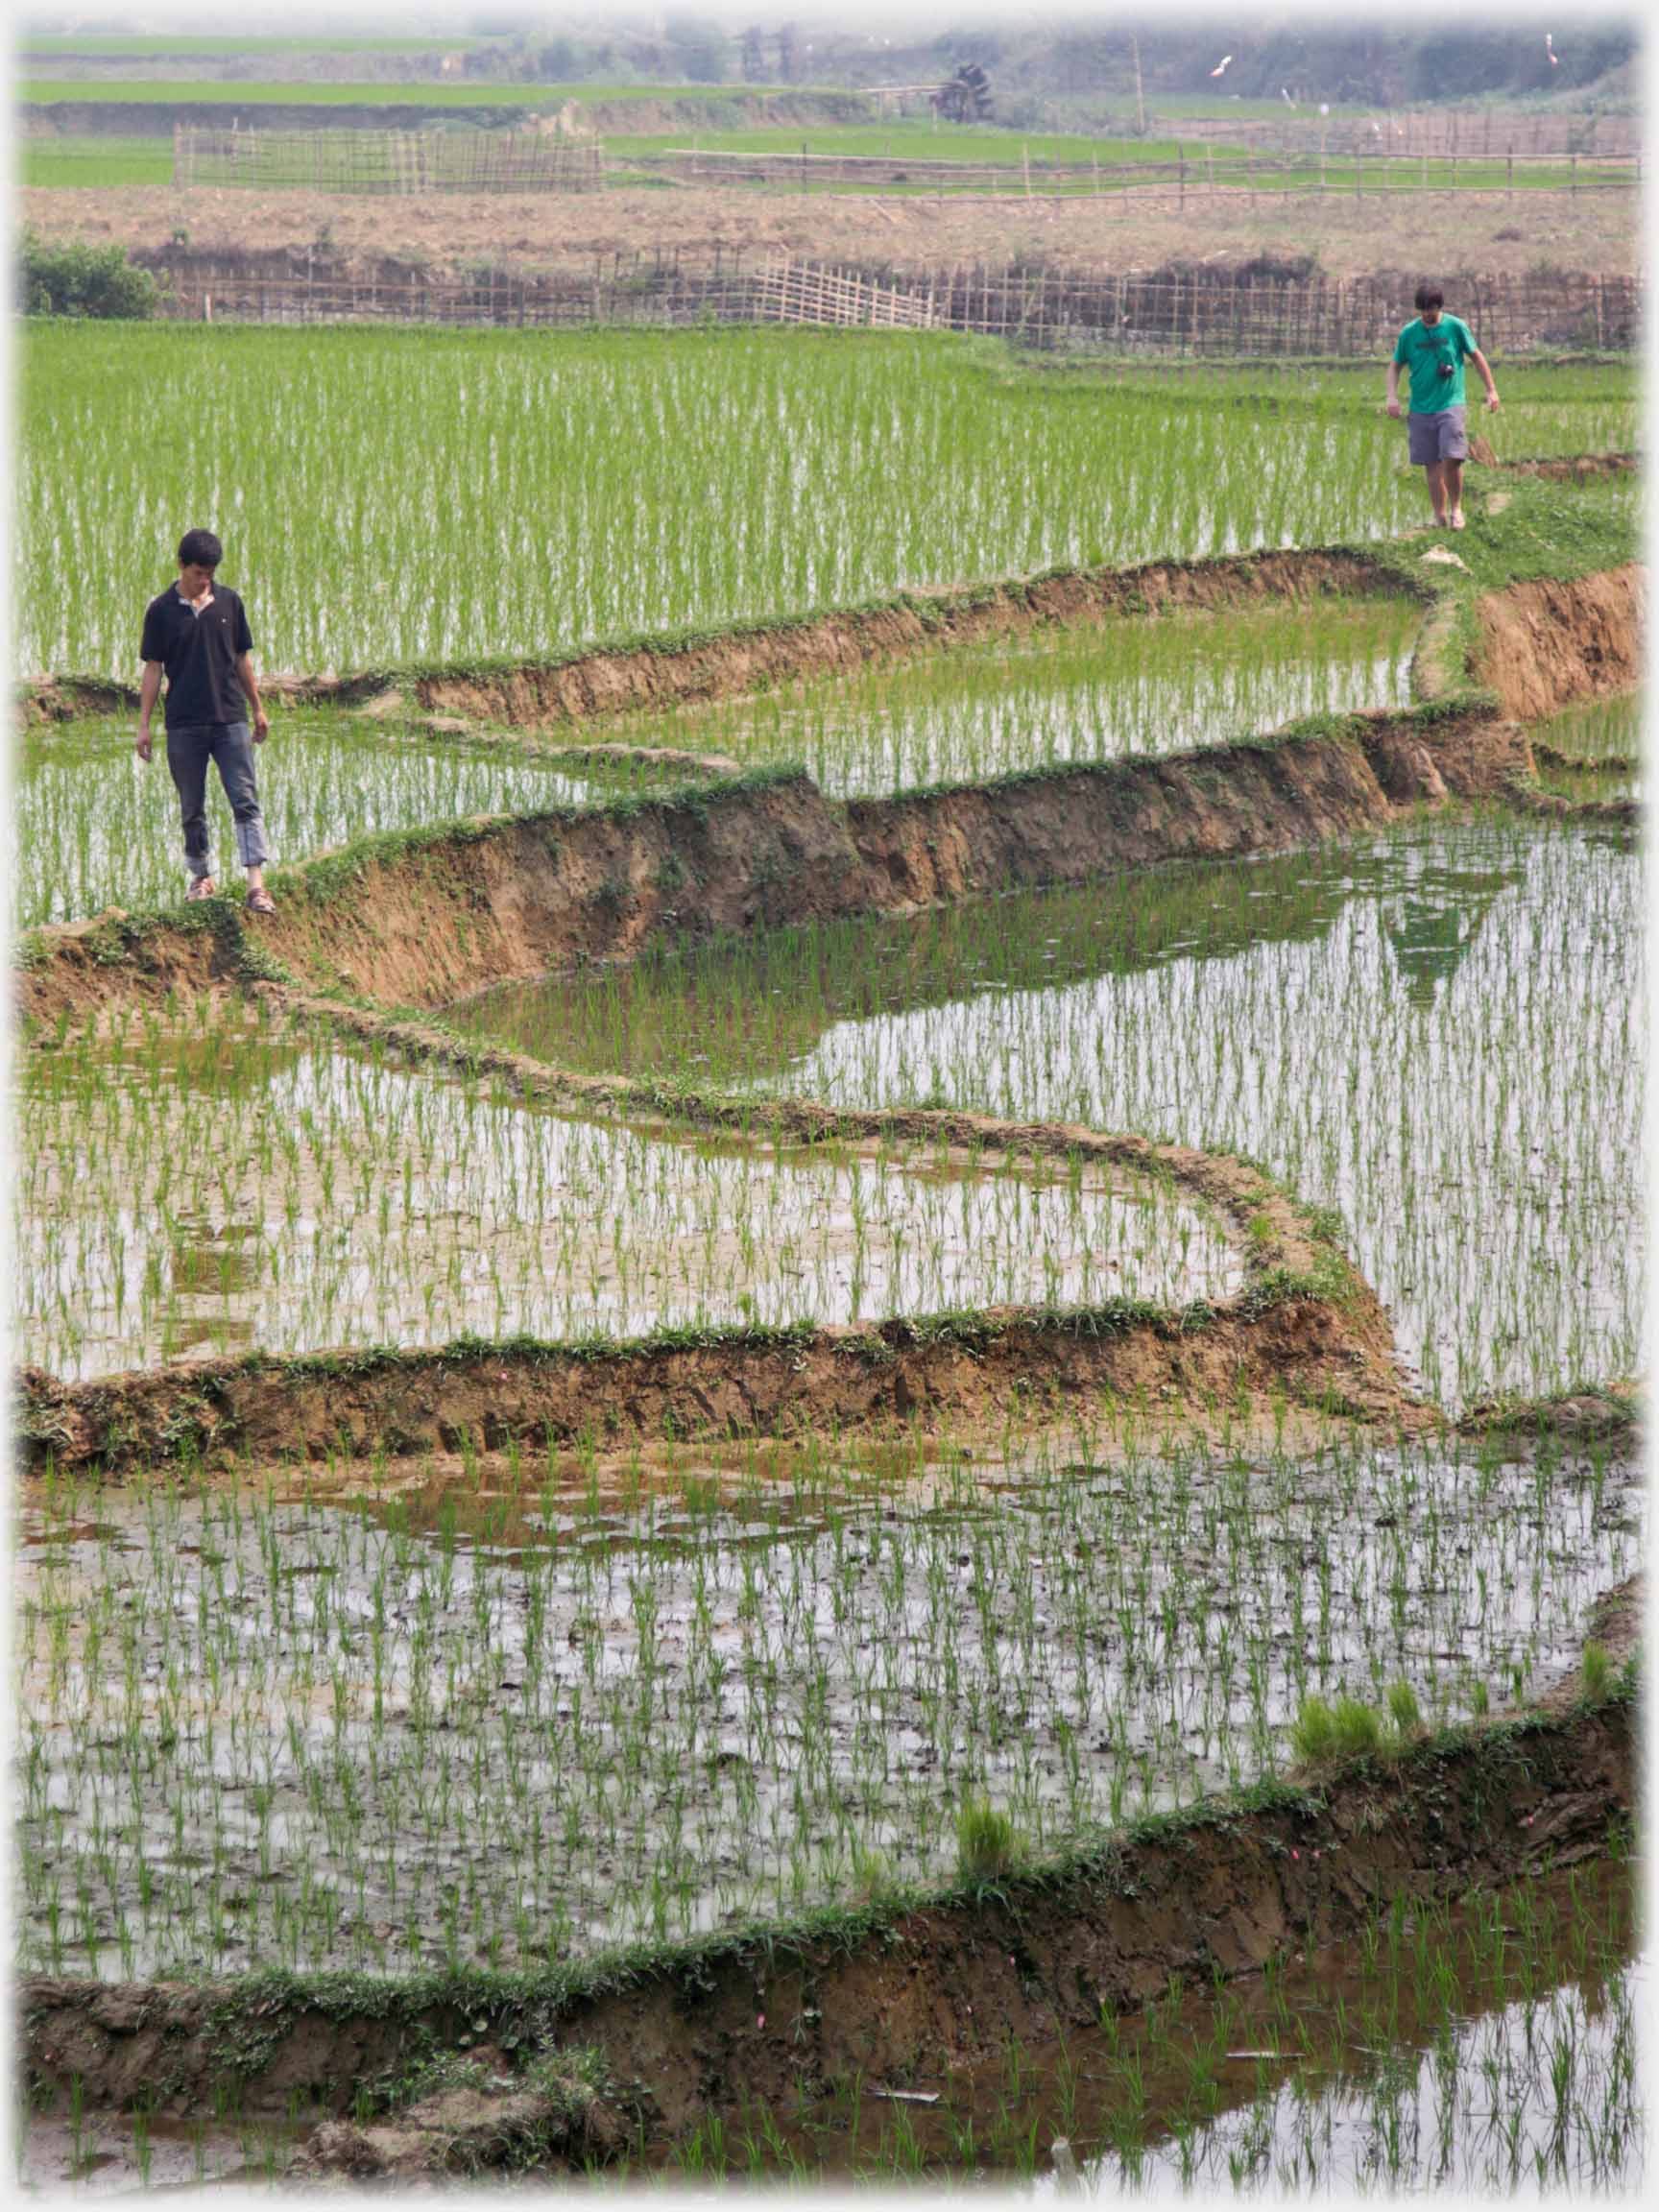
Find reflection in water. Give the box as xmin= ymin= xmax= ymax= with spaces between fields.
xmin=1382 ymin=865 xmax=1515 ymax=1009
xmin=457 ymin=819 xmax=1641 ymax=1409
xmin=15 ymin=1434 xmax=1638 ymax=1978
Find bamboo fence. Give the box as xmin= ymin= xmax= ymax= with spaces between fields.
xmin=173 ymin=125 xmax=603 ymax=195
xmin=623 ymin=144 xmax=1637 ymax=199
xmin=151 ymin=251 xmax=1642 ymax=356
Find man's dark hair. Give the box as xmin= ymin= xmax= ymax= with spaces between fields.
xmin=178 ymin=528 xmax=223 ymax=569
xmin=1414 ymin=282 xmax=1445 ymax=313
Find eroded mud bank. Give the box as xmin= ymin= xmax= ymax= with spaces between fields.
xmin=19 ymin=708 xmax=1527 ymax=1026
xmin=20 ymin=1695 xmax=1633 ymax=2138
xmin=21 ymin=548 xmax=1412 ymax=732
xmin=1477 ymin=565 xmax=1643 ymax=720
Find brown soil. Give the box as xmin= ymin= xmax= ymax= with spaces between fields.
xmin=19 ymin=547 xmax=1414 ymax=717
xmin=18 ymin=1270 xmax=1406 ymax=1480
xmin=15 ymin=909 xmax=241 ymax=1026
xmin=1475 ymin=565 xmax=1643 ymax=720
xmin=20 ymin=181 xmax=1640 ymax=284
xmin=1504 ymin=452 xmax=1639 ymax=482
xmin=17 ymin=709 xmax=1527 ymax=1031
xmin=20 ymin=1695 xmax=1632 ymax=2134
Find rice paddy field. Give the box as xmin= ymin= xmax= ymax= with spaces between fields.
xmin=454 ymin=816 xmax=1643 ymax=1412
xmin=15 ymin=711 xmax=694 ymax=928
xmin=10 ymin=323 xmax=1645 ymax=2184
xmin=18 ymin=327 xmax=1638 ymax=682
xmin=18 ymin=1003 xmax=1238 ymax=1379
xmin=601 ymin=592 xmax=1422 ymax=797
xmin=14 ymin=1421 xmax=1639 ymax=1979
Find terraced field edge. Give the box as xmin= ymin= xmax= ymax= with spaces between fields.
xmin=18 ymin=705 xmax=1532 ymax=1023
xmin=20 ymin=1688 xmax=1635 ymax=2147
xmin=21 ymin=546 xmax=1418 ymax=729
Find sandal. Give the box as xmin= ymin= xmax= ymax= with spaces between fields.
xmin=246 ymin=886 xmax=277 ymax=915
xmin=186 ymin=876 xmax=216 ymax=902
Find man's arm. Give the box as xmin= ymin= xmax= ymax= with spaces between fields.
xmin=1385 ymin=360 xmax=1403 ymax=419
xmin=135 ymin=662 xmax=162 ymax=760
xmin=1467 ymin=345 xmax=1501 ymax=410
xmin=236 ymin=651 xmax=271 ymax=740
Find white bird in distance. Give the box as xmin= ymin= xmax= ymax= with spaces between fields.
xmin=1280 ymin=86 xmax=1294 ymax=105
xmin=1210 ymin=55 xmax=1233 ymax=78
xmin=1546 ymin=33 xmax=1559 ymax=66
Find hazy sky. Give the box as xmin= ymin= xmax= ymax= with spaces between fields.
xmin=22 ymin=2 xmax=1632 ymax=41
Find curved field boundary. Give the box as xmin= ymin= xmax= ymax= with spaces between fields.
xmin=16 ymin=1293 xmax=1400 ymax=1479
xmin=18 ymin=706 xmax=1529 ymax=1026
xmin=19 ymin=1691 xmax=1633 ymax=2133
xmin=16 ymin=1032 xmax=1408 ymax=1474
xmin=19 ymin=546 xmax=1417 ymax=729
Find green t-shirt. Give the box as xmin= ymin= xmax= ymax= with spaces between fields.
xmin=1393 ymin=314 xmax=1476 ymax=414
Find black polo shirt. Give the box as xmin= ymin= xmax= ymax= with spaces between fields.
xmin=140 ymin=583 xmax=254 ymax=731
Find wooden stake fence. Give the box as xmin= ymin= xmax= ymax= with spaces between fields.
xmin=174 ymin=125 xmax=603 ymax=195
xmin=145 ymin=252 xmax=1642 ymax=357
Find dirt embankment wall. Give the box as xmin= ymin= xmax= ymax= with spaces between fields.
xmin=1476 ymin=564 xmax=1643 ymax=720
xmin=18 ymin=1283 xmax=1401 ymax=1479
xmin=21 ymin=549 xmax=1411 ymax=730
xmin=21 ymin=1698 xmax=1632 ymax=2128
xmin=16 ymin=709 xmax=1527 ymax=1030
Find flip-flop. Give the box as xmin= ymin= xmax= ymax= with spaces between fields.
xmin=186 ymin=877 xmax=216 ymax=902
xmin=246 ymin=887 xmax=277 ymax=915
xmin=1450 ymin=511 xmax=1466 ymax=530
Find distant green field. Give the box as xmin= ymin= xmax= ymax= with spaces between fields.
xmin=609 ymin=128 xmax=1628 ymax=196
xmin=608 ymin=125 xmax=1214 ymax=164
xmin=21 ymin=135 xmax=172 ymax=189
xmin=20 ymin=78 xmax=798 ymax=108
xmin=21 ymin=33 xmax=479 ymax=54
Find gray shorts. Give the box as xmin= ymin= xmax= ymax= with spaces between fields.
xmin=1408 ymin=407 xmax=1468 ymax=466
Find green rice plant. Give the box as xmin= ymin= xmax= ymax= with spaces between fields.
xmin=1288 ymin=1695 xmax=1337 ymax=1765
xmin=1386 ymin=1679 xmax=1423 ymax=1739
xmin=1580 ymin=1642 xmax=1613 ymax=1700
xmin=19 ymin=326 xmax=1449 ymax=681
xmin=956 ymin=1799 xmax=1017 ymax=1883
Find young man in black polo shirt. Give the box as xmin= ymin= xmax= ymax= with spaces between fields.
xmin=137 ymin=527 xmax=276 ymax=912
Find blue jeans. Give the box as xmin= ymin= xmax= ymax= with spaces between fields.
xmin=165 ymin=720 xmax=269 ymax=879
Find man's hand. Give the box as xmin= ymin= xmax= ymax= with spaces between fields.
xmin=1485 ymin=392 xmax=1502 ymax=412
xmin=252 ymin=706 xmax=270 ymax=742
xmin=1385 ymin=398 xmax=1403 ymax=420
xmin=135 ymin=725 xmax=153 ymax=763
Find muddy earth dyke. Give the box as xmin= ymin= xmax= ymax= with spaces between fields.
xmin=1476 ymin=563 xmax=1643 ymax=721
xmin=21 ymin=548 xmax=1413 ymax=728
xmin=20 ymin=1696 xmax=1633 ymax=2132
xmin=18 ymin=709 xmax=1527 ymax=1027
xmin=18 ymin=1272 xmax=1405 ymax=1479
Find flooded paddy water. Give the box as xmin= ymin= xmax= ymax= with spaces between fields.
xmin=666 ymin=1860 xmax=1642 ymax=2190
xmin=456 ymin=813 xmax=1644 ymax=1413
xmin=14 ymin=1418 xmax=1639 ymax=1979
xmin=15 ymin=1005 xmax=1238 ymax=1379
xmin=600 ymin=593 xmax=1422 ymax=798
xmin=13 ymin=711 xmax=694 ymax=930
xmin=13 ymin=1861 xmax=1643 ymax=2189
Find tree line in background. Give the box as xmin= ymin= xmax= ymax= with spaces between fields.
xmin=450 ymin=13 xmax=1636 ymax=108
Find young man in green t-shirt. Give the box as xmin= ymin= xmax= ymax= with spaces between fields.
xmin=1386 ymin=282 xmax=1501 ymax=531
